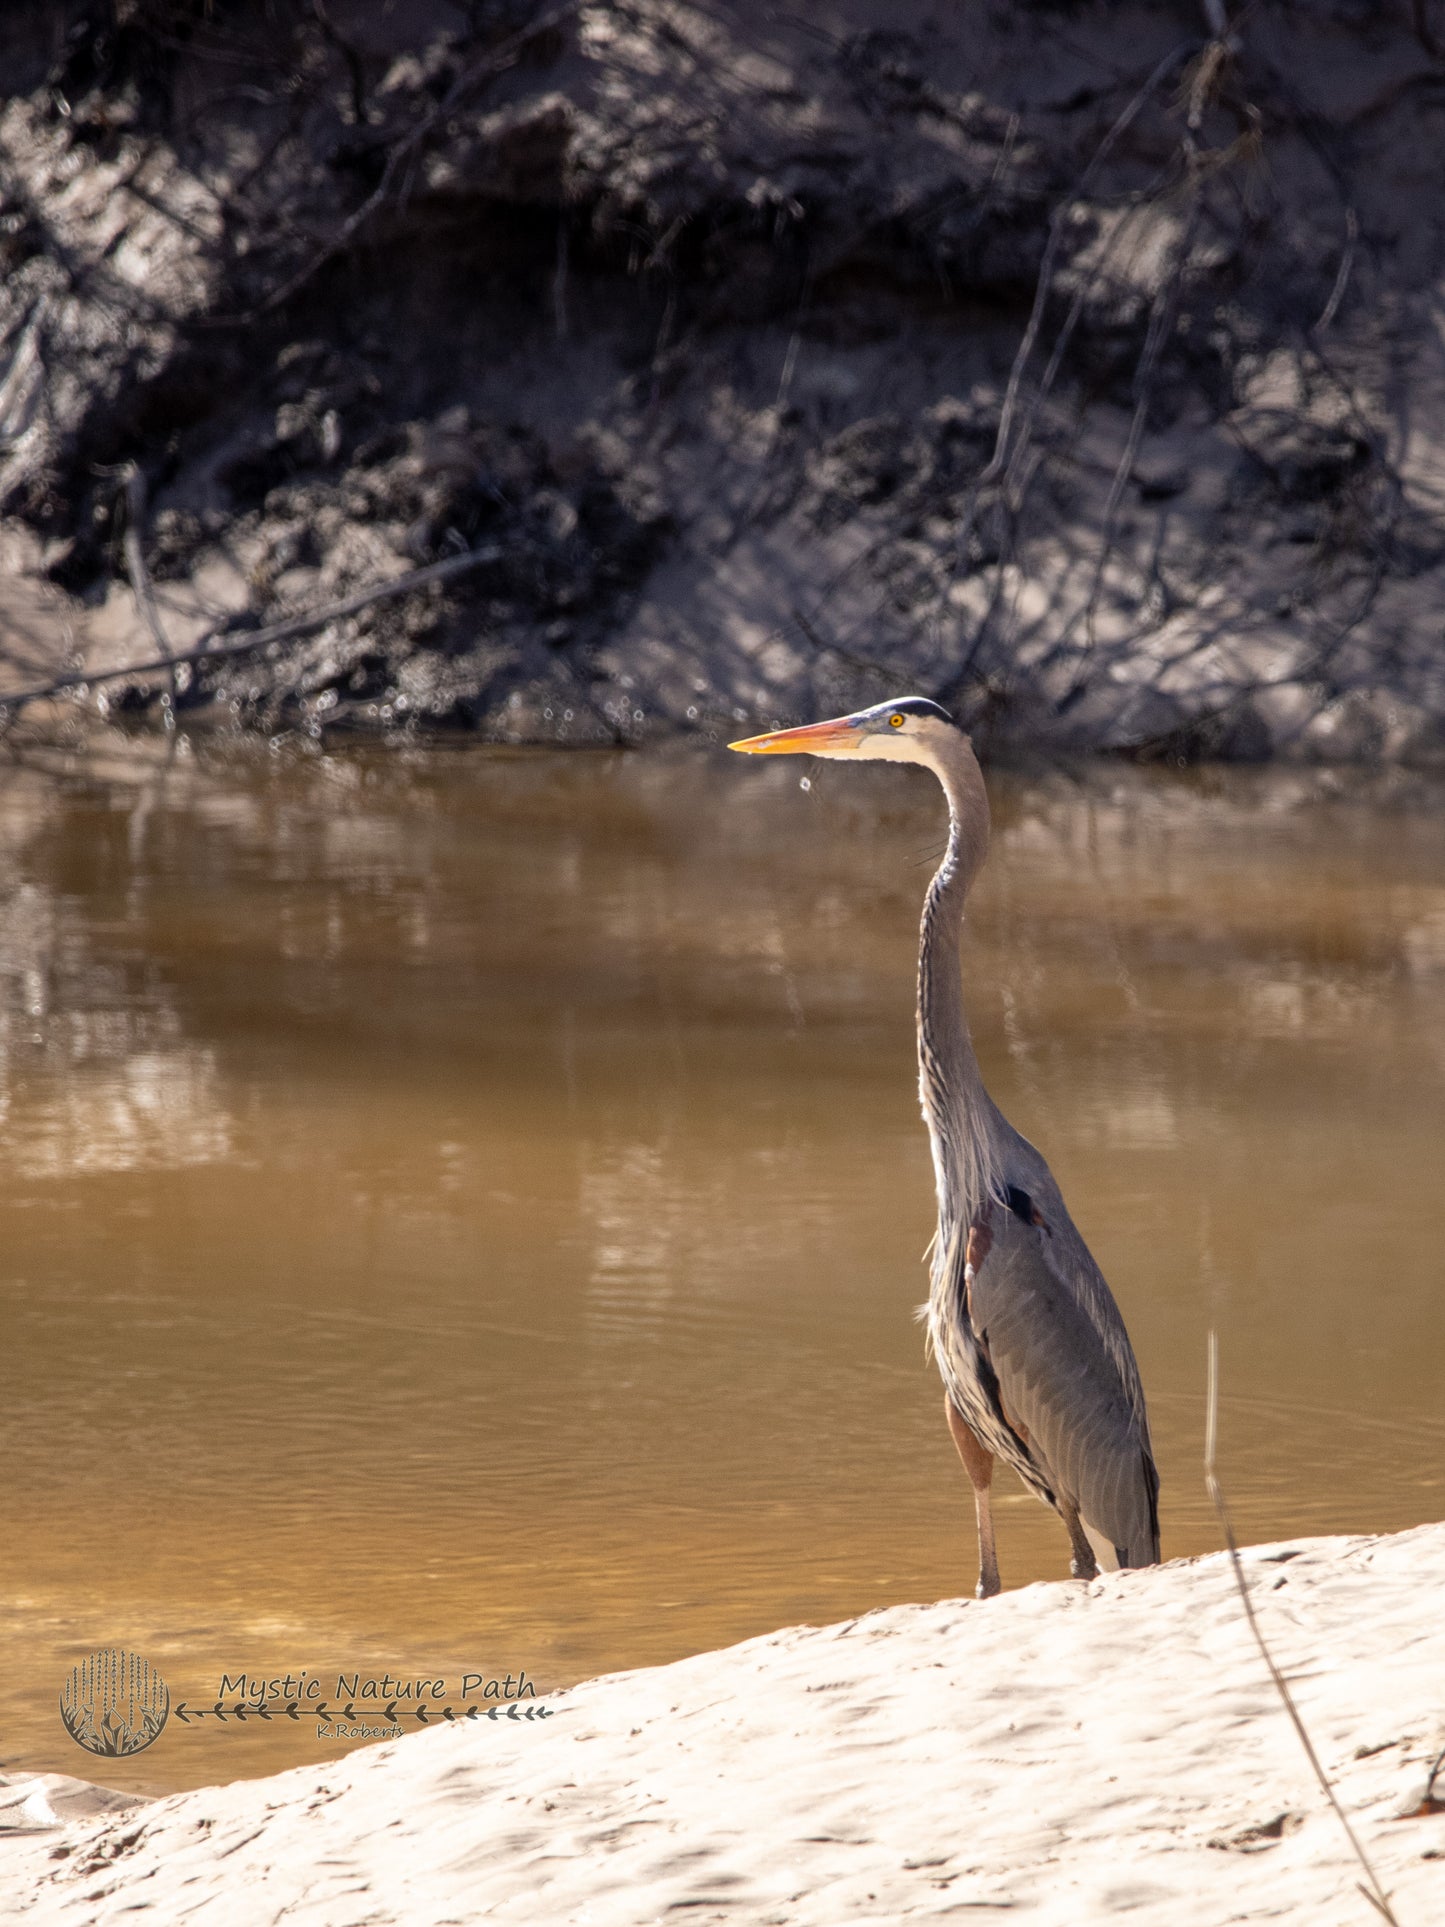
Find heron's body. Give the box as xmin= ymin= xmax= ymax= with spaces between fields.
xmin=732 ymin=698 xmax=1159 ymax=1596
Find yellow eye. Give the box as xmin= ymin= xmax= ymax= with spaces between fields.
xmin=889 ymin=713 xmax=905 ymax=727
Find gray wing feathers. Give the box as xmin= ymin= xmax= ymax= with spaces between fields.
xmin=964 ymin=1202 xmax=1160 ymax=1567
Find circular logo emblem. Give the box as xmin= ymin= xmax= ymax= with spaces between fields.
xmin=59 ymin=1650 xmax=170 ymax=1757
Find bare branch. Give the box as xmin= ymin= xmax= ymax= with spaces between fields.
xmin=979 ymin=39 xmax=1199 ymax=495
xmin=1070 ymin=196 xmax=1204 ymax=685
xmin=1315 ymin=207 xmax=1359 ymax=334
xmin=121 ymin=466 xmax=177 ymax=705
xmin=0 ymin=545 xmax=504 ymax=718
xmin=1205 ymin=1333 xmax=1402 ymax=1927
xmin=203 ymin=3 xmax=580 ymax=325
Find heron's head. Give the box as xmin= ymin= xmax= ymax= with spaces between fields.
xmin=729 ymin=697 xmax=959 ymax=766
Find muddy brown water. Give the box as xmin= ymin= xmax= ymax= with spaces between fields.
xmin=2 ymin=739 xmax=1442 ymax=1793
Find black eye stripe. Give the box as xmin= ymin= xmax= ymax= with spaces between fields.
xmin=875 ymin=697 xmax=953 ymax=724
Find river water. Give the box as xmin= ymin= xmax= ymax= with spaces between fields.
xmin=2 ymin=738 xmax=1442 ymax=1792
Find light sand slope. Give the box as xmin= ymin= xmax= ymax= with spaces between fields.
xmin=8 ymin=1525 xmax=1444 ymax=1924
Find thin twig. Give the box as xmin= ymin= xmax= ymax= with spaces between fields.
xmin=1068 ymin=193 xmax=1204 ymax=685
xmin=1409 ymin=1742 xmax=1445 ymax=1816
xmin=552 ymin=218 xmax=570 ymax=343
xmin=203 ymin=3 xmax=579 ymax=324
xmin=1314 ymin=206 xmax=1359 ymax=335
xmin=1205 ymin=1332 xmax=1402 ymax=1927
xmin=0 ymin=545 xmax=503 ymax=716
xmin=121 ymin=467 xmax=177 ymax=706
xmin=788 ymin=602 xmax=894 ymax=684
xmin=785 ymin=50 xmax=1195 ymax=672
xmin=942 ymin=42 xmax=1199 ymax=684
xmin=977 ymin=40 xmax=1199 ymax=499
xmin=999 ymin=193 xmax=1156 ymax=504
xmin=1413 ymin=0 xmax=1444 ymax=60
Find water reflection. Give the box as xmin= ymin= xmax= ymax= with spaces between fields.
xmin=1 ymin=740 xmax=1443 ymax=1793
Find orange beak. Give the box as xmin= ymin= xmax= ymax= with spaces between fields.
xmin=728 ymin=716 xmax=860 ymax=755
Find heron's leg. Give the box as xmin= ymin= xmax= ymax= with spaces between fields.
xmin=944 ymin=1396 xmax=1000 ymax=1599
xmin=1058 ymin=1499 xmax=1099 ymax=1582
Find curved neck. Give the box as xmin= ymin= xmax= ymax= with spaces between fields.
xmin=917 ymin=737 xmax=996 ymax=1230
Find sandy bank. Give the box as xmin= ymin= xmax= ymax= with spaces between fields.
xmin=7 ymin=1524 xmax=1444 ymax=1924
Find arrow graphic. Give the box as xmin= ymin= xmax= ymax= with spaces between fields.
xmin=162 ymin=1697 xmax=554 ymax=1730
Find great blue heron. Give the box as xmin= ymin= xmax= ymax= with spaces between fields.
xmin=730 ymin=697 xmax=1160 ymax=1597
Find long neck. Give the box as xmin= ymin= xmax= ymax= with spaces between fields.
xmin=917 ymin=739 xmax=997 ymax=1236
